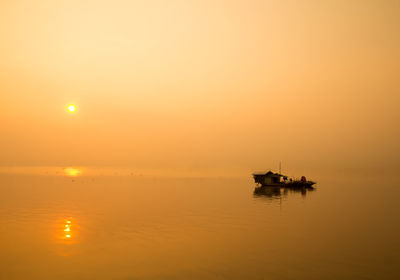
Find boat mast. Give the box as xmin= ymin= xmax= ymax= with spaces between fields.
xmin=279 ymin=161 xmax=282 ymax=174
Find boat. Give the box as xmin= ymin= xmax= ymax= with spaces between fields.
xmin=252 ymin=171 xmax=316 ymax=188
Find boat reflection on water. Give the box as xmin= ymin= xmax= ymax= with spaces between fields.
xmin=253 ymin=185 xmax=315 ymax=200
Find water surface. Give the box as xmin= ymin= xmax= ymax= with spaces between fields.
xmin=0 ymin=170 xmax=398 ymax=279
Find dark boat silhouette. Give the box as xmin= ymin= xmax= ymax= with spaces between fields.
xmin=252 ymin=171 xmax=316 ymax=188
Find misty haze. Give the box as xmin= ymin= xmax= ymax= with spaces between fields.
xmin=1 ymin=1 xmax=399 ymax=279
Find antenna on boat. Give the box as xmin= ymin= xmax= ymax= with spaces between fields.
xmin=279 ymin=161 xmax=282 ymax=174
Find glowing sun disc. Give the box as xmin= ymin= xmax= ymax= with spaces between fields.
xmin=68 ymin=105 xmax=76 ymax=113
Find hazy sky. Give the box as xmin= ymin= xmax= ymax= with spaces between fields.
xmin=1 ymin=0 xmax=399 ymax=172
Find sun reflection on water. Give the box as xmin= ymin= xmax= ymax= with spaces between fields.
xmin=64 ymin=167 xmax=82 ymax=177
xmin=62 ymin=218 xmax=74 ymax=240
xmin=52 ymin=216 xmax=81 ymax=256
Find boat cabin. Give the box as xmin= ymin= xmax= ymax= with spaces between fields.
xmin=253 ymin=171 xmax=287 ymax=186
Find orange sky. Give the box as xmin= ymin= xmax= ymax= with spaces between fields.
xmin=1 ymin=0 xmax=399 ymax=172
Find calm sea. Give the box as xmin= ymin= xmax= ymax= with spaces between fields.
xmin=0 ymin=169 xmax=399 ymax=279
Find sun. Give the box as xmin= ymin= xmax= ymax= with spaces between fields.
xmin=68 ymin=104 xmax=76 ymax=113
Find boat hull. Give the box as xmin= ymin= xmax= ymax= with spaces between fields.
xmin=256 ymin=181 xmax=316 ymax=188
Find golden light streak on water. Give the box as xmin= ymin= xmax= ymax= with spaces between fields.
xmin=61 ymin=218 xmax=74 ymax=241
xmin=64 ymin=167 xmax=82 ymax=177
